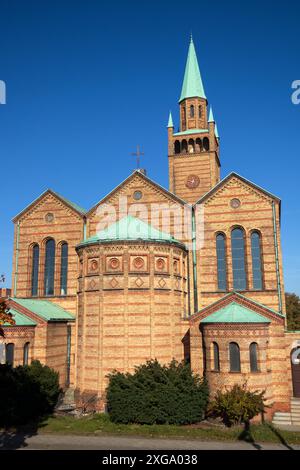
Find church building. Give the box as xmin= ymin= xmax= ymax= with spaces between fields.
xmin=2 ymin=38 xmax=300 ymax=422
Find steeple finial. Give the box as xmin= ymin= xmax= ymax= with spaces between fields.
xmin=167 ymin=111 xmax=174 ymax=128
xmin=208 ymin=106 xmax=215 ymax=122
xmin=179 ymin=37 xmax=206 ymax=102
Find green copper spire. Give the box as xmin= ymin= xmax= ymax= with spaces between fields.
xmin=179 ymin=37 xmax=206 ymax=102
xmin=167 ymin=111 xmax=174 ymax=128
xmin=208 ymin=106 xmax=214 ymax=122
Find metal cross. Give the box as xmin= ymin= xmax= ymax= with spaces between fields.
xmin=131 ymin=145 xmax=144 ymax=169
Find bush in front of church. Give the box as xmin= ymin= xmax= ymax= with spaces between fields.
xmin=0 ymin=360 xmax=61 ymax=425
xmin=106 ymin=359 xmax=209 ymax=425
xmin=207 ymin=383 xmax=266 ymax=427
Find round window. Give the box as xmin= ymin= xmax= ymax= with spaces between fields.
xmin=45 ymin=213 xmax=54 ymax=223
xmin=133 ymin=191 xmax=143 ymax=201
xmin=230 ymin=198 xmax=241 ymax=209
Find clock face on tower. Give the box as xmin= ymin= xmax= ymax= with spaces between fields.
xmin=185 ymin=175 xmax=200 ymax=189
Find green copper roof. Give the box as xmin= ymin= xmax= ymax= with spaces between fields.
xmin=201 ymin=301 xmax=270 ymax=324
xmin=173 ymin=128 xmax=208 ymax=136
xmin=208 ymin=107 xmax=214 ymax=122
xmin=52 ymin=191 xmax=87 ymax=215
xmin=179 ymin=37 xmax=206 ymax=102
xmin=78 ymin=215 xmax=183 ymax=247
xmin=5 ymin=308 xmax=37 ymax=326
xmin=167 ymin=111 xmax=174 ymax=128
xmin=11 ymin=298 xmax=75 ymax=322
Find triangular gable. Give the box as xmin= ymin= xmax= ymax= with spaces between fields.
xmin=194 ymin=172 xmax=281 ymax=207
xmin=4 ymin=308 xmax=37 ymax=327
xmin=13 ymin=189 xmax=86 ymax=222
xmin=87 ymin=170 xmax=188 ymax=218
xmin=189 ymin=292 xmax=284 ymax=325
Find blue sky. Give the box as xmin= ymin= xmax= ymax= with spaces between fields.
xmin=0 ymin=0 xmax=299 ymax=294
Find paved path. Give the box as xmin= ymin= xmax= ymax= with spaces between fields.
xmin=0 ymin=433 xmax=299 ymax=450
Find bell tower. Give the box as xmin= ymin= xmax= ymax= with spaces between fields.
xmin=168 ymin=37 xmax=220 ymax=203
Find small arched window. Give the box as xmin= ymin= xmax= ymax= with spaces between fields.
xmin=23 ymin=342 xmax=30 ymax=366
xmin=195 ymin=138 xmax=202 ymax=152
xmin=5 ymin=343 xmax=14 ymax=366
xmin=229 ymin=342 xmax=241 ymax=372
xmin=250 ymin=342 xmax=259 ymax=372
xmin=188 ymin=138 xmax=195 ymax=153
xmin=60 ymin=242 xmax=68 ymax=296
xmin=198 ymin=105 xmax=202 ymax=118
xmin=174 ymin=140 xmax=181 ymax=154
xmin=216 ymin=233 xmax=227 ymax=291
xmin=231 ymin=228 xmax=247 ymax=291
xmin=203 ymin=137 xmax=210 ymax=151
xmin=44 ymin=238 xmax=55 ymax=296
xmin=212 ymin=342 xmax=220 ymax=371
xmin=190 ymin=105 xmax=195 ymax=118
xmin=181 ymin=140 xmax=188 ymax=153
xmin=251 ymin=231 xmax=263 ymax=290
xmin=31 ymin=244 xmax=39 ymax=296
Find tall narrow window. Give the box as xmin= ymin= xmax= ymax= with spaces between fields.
xmin=190 ymin=105 xmax=195 ymax=117
xmin=44 ymin=238 xmax=55 ymax=296
xmin=5 ymin=343 xmax=14 ymax=366
xmin=31 ymin=244 xmax=39 ymax=296
xmin=23 ymin=342 xmax=30 ymax=366
xmin=198 ymin=105 xmax=202 ymax=118
xmin=212 ymin=342 xmax=220 ymax=371
xmin=251 ymin=231 xmax=263 ymax=290
xmin=60 ymin=242 xmax=68 ymax=296
xmin=229 ymin=342 xmax=241 ymax=372
xmin=250 ymin=342 xmax=259 ymax=372
xmin=231 ymin=228 xmax=247 ymax=290
xmin=216 ymin=233 xmax=227 ymax=291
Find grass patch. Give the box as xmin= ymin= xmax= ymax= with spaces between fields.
xmin=34 ymin=414 xmax=300 ymax=445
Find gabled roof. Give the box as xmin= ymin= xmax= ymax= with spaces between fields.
xmin=201 ymin=301 xmax=270 ymax=324
xmin=194 ymin=172 xmax=281 ymax=206
xmin=179 ymin=37 xmax=206 ymax=102
xmin=10 ymin=298 xmax=75 ymax=322
xmin=13 ymin=189 xmax=86 ymax=222
xmin=4 ymin=308 xmax=37 ymax=326
xmin=77 ymin=215 xmax=185 ymax=248
xmin=87 ymin=170 xmax=188 ymax=216
xmin=189 ymin=291 xmax=284 ymax=325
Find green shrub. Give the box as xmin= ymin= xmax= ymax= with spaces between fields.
xmin=208 ymin=383 xmax=266 ymax=427
xmin=106 ymin=359 xmax=209 ymax=425
xmin=0 ymin=360 xmax=61 ymax=426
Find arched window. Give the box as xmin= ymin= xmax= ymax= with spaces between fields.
xmin=203 ymin=137 xmax=210 ymax=151
xmin=190 ymin=105 xmax=195 ymax=118
xmin=216 ymin=233 xmax=227 ymax=291
xmin=250 ymin=342 xmax=259 ymax=372
xmin=31 ymin=244 xmax=39 ymax=296
xmin=195 ymin=138 xmax=202 ymax=152
xmin=212 ymin=342 xmax=220 ymax=371
xmin=44 ymin=238 xmax=55 ymax=296
xmin=23 ymin=342 xmax=30 ymax=366
xmin=198 ymin=105 xmax=202 ymax=118
xmin=229 ymin=342 xmax=241 ymax=372
xmin=251 ymin=231 xmax=263 ymax=290
xmin=5 ymin=343 xmax=14 ymax=366
xmin=188 ymin=139 xmax=195 ymax=153
xmin=60 ymin=242 xmax=68 ymax=296
xmin=231 ymin=228 xmax=247 ymax=290
xmin=174 ymin=140 xmax=181 ymax=154
xmin=181 ymin=140 xmax=188 ymax=153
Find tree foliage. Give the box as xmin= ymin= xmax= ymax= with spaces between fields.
xmin=208 ymin=383 xmax=266 ymax=427
xmin=0 ymin=299 xmax=15 ymax=337
xmin=0 ymin=360 xmax=61 ymax=425
xmin=286 ymin=292 xmax=300 ymax=331
xmin=106 ymin=359 xmax=209 ymax=425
